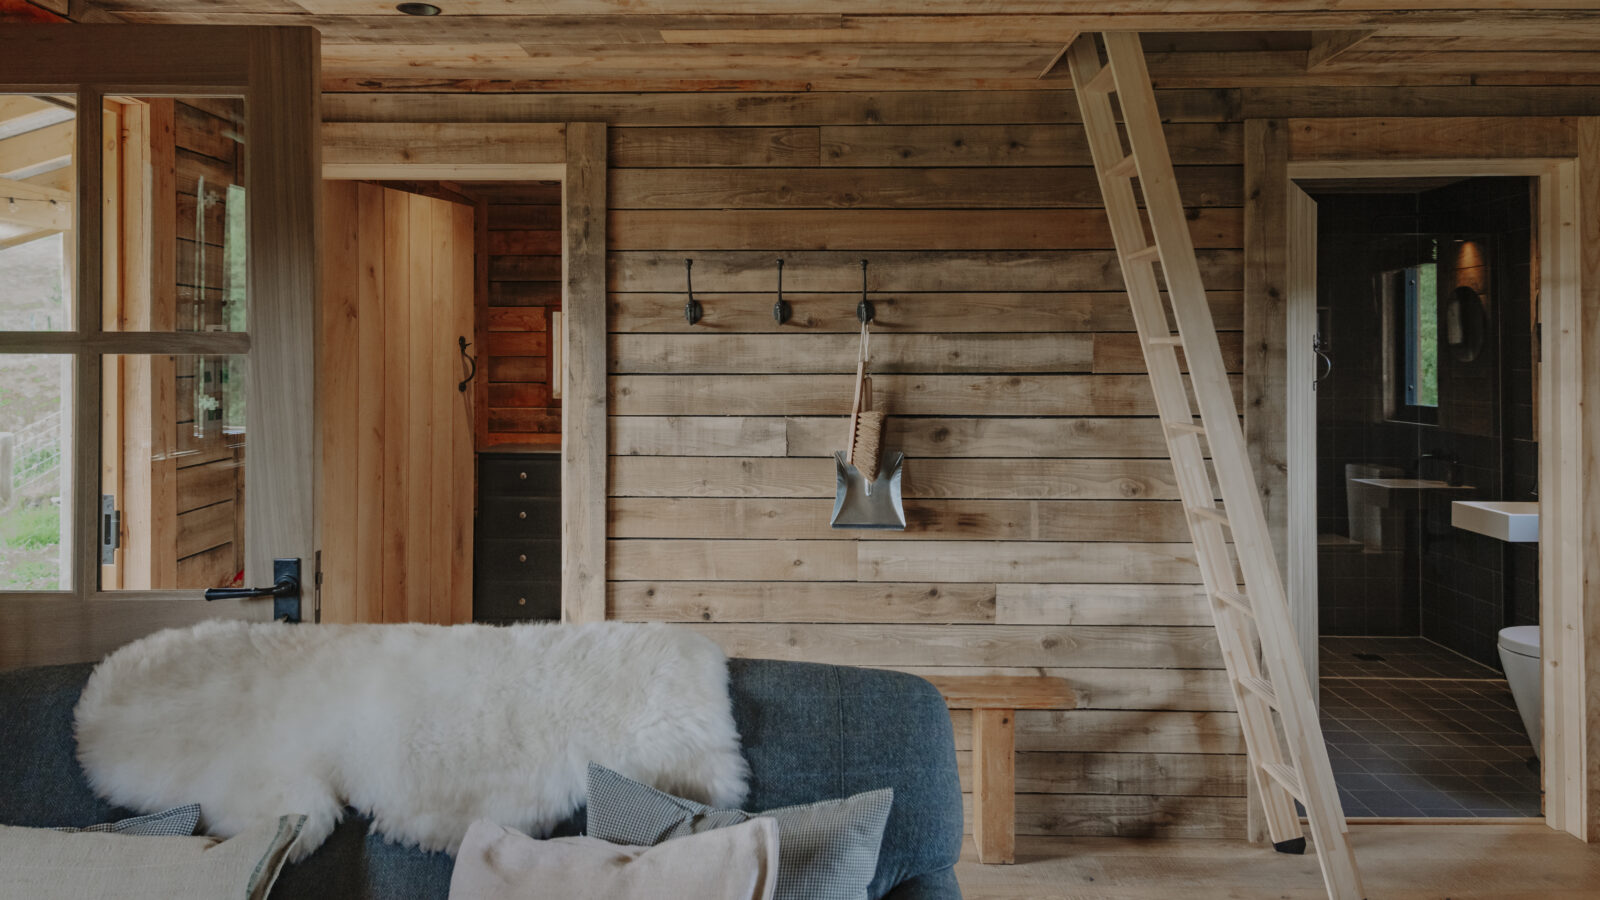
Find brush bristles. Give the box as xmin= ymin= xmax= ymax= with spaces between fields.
xmin=852 ymin=410 xmax=885 ymax=482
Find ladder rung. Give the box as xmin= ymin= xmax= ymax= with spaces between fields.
xmin=1164 ymin=421 xmax=1205 ymax=435
xmin=1084 ymin=64 xmax=1116 ymax=93
xmin=1146 ymin=335 xmax=1183 ymax=346
xmin=1125 ymin=244 xmax=1162 ymax=265
xmin=1104 ymin=154 xmax=1138 ymax=179
xmin=1189 ymin=505 xmax=1230 ymax=527
xmin=1261 ymin=762 xmax=1306 ymax=803
xmin=1213 ymin=590 xmax=1254 ymax=617
xmin=1238 ymin=674 xmax=1278 ymax=708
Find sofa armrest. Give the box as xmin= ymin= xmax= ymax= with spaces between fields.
xmin=880 ymin=866 xmax=962 ymax=900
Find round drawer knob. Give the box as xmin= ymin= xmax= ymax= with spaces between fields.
xmin=519 ymin=471 xmax=528 ymax=480
xmin=517 ymin=597 xmax=527 ymax=606
xmin=518 ymin=510 xmax=527 ymax=519
xmin=517 ymin=553 xmax=527 ymax=563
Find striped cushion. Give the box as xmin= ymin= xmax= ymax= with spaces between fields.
xmin=586 ymin=764 xmax=892 ymax=900
xmin=53 ymin=804 xmax=201 ymax=836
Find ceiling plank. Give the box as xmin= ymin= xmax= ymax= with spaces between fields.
xmin=0 ymin=120 xmax=73 ymax=178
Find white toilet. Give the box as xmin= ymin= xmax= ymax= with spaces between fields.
xmin=1498 ymin=625 xmax=1541 ymax=760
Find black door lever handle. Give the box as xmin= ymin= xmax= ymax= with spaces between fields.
xmin=202 ymin=558 xmax=302 ymax=623
xmin=203 ymin=578 xmax=296 ymax=602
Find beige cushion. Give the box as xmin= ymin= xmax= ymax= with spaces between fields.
xmin=449 ymin=817 xmax=779 ymax=900
xmin=0 ymin=815 xmax=303 ymax=900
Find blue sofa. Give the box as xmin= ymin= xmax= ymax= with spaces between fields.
xmin=0 ymin=657 xmax=964 ymax=899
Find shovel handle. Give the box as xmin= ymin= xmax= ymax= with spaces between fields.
xmin=848 ymin=322 xmax=871 ymax=462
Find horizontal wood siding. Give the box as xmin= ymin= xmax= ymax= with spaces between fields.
xmin=601 ymin=93 xmax=1243 ymax=838
xmin=327 ymin=88 xmax=1248 ymax=839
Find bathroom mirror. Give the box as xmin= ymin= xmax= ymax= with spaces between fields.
xmin=1444 ymin=285 xmax=1488 ymax=363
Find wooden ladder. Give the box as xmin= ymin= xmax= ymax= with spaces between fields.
xmin=1065 ymin=33 xmax=1365 ymax=900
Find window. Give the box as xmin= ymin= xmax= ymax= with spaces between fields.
xmin=1403 ymin=262 xmax=1439 ymax=409
xmin=1380 ymin=240 xmax=1440 ymax=424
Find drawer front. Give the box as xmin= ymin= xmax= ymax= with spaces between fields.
xmin=479 ymin=455 xmax=561 ymax=496
xmin=476 ymin=537 xmax=560 ymax=579
xmin=480 ymin=497 xmax=560 ymax=538
xmin=476 ymin=580 xmax=561 ymax=621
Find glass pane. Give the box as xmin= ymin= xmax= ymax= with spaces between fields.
xmin=0 ymin=354 xmax=71 ymax=590
xmin=101 ymin=353 xmax=245 ymax=590
xmin=103 ymin=97 xmax=246 ymax=333
xmin=0 ymin=94 xmax=75 ymax=331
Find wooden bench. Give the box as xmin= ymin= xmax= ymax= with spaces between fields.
xmin=926 ymin=675 xmax=1077 ymax=865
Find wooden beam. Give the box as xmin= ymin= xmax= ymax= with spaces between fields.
xmin=0 ymin=175 xmax=70 ymax=230
xmin=561 ymin=122 xmax=606 ymax=625
xmin=0 ymin=227 xmax=58 ymax=251
xmin=0 ymin=120 xmax=72 ymax=177
xmin=971 ymin=708 xmax=1017 ymax=865
xmin=1307 ymin=30 xmax=1378 ymax=71
xmin=931 ymin=675 xmax=1076 ymax=711
xmin=323 ymin=122 xmax=566 ymax=180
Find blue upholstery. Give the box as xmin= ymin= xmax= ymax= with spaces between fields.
xmin=0 ymin=657 xmax=963 ymax=899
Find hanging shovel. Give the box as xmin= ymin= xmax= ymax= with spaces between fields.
xmin=831 ymin=265 xmax=906 ymax=530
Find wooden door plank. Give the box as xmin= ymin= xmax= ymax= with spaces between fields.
xmin=355 ymin=182 xmax=387 ymax=625
xmin=428 ymin=195 xmax=455 ymax=625
xmin=450 ymin=199 xmax=476 ymax=625
xmin=405 ymin=192 xmax=435 ymax=624
xmin=319 ymin=180 xmax=359 ymax=623
xmin=380 ymin=187 xmax=410 ymax=623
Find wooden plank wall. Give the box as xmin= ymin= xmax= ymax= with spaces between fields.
xmin=479 ymin=182 xmax=562 ymax=450
xmin=318 ymin=85 xmax=1600 ymax=839
xmin=327 ymin=89 xmax=1248 ymax=838
xmin=599 ymin=95 xmax=1247 ymax=839
xmin=321 ymin=181 xmax=475 ymax=625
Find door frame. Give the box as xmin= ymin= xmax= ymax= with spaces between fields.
xmin=320 ymin=122 xmax=608 ymax=625
xmin=1246 ymin=116 xmax=1598 ymax=840
xmin=0 ymin=26 xmax=320 ymax=667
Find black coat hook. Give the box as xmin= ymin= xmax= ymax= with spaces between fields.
xmin=684 ymin=258 xmax=703 ymax=326
xmin=773 ymin=259 xmax=791 ymax=325
xmin=857 ymin=259 xmax=874 ymax=324
xmin=457 ymin=336 xmax=477 ymax=393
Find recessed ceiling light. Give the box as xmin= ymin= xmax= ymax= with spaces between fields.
xmin=396 ymin=2 xmax=441 ymax=15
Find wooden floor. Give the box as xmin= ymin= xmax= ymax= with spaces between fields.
xmin=954 ymin=825 xmax=1600 ymax=899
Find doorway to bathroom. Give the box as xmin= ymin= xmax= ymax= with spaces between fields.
xmin=1298 ymin=176 xmax=1541 ymax=819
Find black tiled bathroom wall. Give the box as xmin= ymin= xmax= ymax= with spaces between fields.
xmin=1312 ymin=178 xmax=1538 ymax=667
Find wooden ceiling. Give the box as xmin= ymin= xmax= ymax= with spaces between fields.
xmin=43 ymin=3 xmax=1600 ymax=91
xmin=0 ymin=94 xmax=73 ymax=250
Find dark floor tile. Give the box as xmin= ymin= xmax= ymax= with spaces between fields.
xmin=1333 ymin=772 xmax=1387 ymax=791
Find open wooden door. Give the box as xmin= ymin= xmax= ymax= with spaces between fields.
xmin=0 ymin=26 xmax=320 ymax=667
xmin=320 ymin=182 xmax=474 ymax=625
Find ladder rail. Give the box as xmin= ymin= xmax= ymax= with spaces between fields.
xmin=1099 ymin=31 xmax=1357 ymax=869
xmin=1063 ymin=35 xmax=1305 ymax=849
xmin=1066 ymin=32 xmax=1366 ymax=900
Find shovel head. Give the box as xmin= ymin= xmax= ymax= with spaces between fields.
xmin=831 ymin=450 xmax=906 ymax=530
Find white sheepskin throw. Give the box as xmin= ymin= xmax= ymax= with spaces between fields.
xmin=74 ymin=619 xmax=748 ymax=861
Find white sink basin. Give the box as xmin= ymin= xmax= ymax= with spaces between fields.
xmin=1452 ymin=500 xmax=1539 ymax=542
xmin=1350 ymin=478 xmax=1475 ymax=491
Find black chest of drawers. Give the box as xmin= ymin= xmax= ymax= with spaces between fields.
xmin=474 ymin=453 xmax=561 ymax=623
